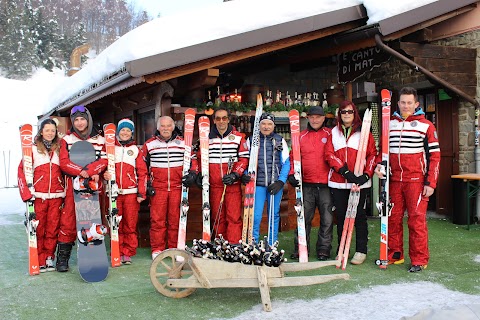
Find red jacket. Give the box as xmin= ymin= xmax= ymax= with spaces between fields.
xmin=192 ymin=125 xmax=249 ymax=188
xmin=18 ymin=145 xmax=65 ymax=201
xmin=60 ymin=130 xmax=108 ymax=178
xmin=325 ymin=125 xmax=377 ymax=190
xmin=114 ymin=140 xmax=148 ymax=198
xmin=142 ymin=132 xmax=184 ymax=191
xmin=289 ymin=126 xmax=331 ymax=185
xmin=387 ymin=113 xmax=440 ymax=188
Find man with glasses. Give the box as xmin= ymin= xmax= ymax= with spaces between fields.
xmin=57 ymin=105 xmax=108 ymax=272
xmin=287 ymin=106 xmax=333 ymax=261
xmin=193 ymin=107 xmax=249 ymax=243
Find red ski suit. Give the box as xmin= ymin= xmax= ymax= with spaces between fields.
xmin=113 ymin=139 xmax=148 ymax=257
xmin=142 ymin=132 xmax=185 ymax=252
xmin=58 ymin=130 xmax=107 ymax=243
xmin=18 ymin=145 xmax=65 ymax=265
xmin=191 ymin=125 xmax=249 ymax=243
xmin=386 ymin=112 xmax=440 ymax=266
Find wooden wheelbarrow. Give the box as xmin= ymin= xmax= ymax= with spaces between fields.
xmin=149 ymin=249 xmax=349 ymax=311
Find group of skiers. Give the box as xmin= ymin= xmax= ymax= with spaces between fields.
xmin=17 ymin=86 xmax=440 ymax=274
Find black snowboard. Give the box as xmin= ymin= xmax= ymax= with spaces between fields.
xmin=70 ymin=141 xmax=109 ymax=282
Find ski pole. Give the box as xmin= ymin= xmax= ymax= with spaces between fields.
xmin=214 ymin=156 xmax=234 ymax=239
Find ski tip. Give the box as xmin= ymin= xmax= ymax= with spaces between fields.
xmin=257 ymin=93 xmax=263 ymax=106
xmin=381 ymin=89 xmax=392 ymax=100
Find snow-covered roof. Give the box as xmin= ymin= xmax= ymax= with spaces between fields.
xmin=44 ymin=0 xmax=479 ymax=115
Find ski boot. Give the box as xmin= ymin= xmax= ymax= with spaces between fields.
xmin=77 ymin=223 xmax=108 ymax=245
xmin=56 ymin=242 xmax=73 ymax=272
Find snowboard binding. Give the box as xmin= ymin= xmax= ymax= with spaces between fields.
xmin=73 ymin=176 xmax=100 ymax=194
xmin=77 ymin=223 xmax=108 ymax=246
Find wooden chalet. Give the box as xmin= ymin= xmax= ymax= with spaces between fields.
xmin=41 ymin=0 xmax=480 ymax=245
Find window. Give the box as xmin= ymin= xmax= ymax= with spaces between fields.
xmin=137 ymin=106 xmax=156 ymax=145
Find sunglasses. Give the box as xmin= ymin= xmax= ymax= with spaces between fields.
xmin=215 ymin=116 xmax=229 ymax=121
xmin=340 ymin=110 xmax=355 ymax=115
xmin=71 ymin=105 xmax=86 ymax=115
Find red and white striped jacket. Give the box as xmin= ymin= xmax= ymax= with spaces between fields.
xmin=142 ymin=132 xmax=184 ymax=191
xmin=18 ymin=145 xmax=65 ymax=201
xmin=388 ymin=113 xmax=440 ymax=188
xmin=192 ymin=125 xmax=249 ymax=188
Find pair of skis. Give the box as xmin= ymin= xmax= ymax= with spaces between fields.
xmin=337 ymin=108 xmax=372 ymax=270
xmin=176 ymin=109 xmax=229 ymax=246
xmin=241 ymin=93 xmax=264 ymax=244
xmin=376 ymin=89 xmax=393 ymax=269
xmin=177 ymin=108 xmax=196 ymax=249
xmin=289 ymin=109 xmax=308 ymax=262
xmin=20 ymin=124 xmax=40 ymax=276
xmin=104 ymin=124 xmax=122 ymax=268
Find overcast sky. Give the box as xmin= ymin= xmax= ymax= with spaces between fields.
xmin=128 ymin=0 xmax=224 ymax=18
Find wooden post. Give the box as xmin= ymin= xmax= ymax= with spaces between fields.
xmin=256 ymin=266 xmax=272 ymax=312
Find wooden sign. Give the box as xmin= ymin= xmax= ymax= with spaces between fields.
xmin=338 ymin=47 xmax=390 ymax=83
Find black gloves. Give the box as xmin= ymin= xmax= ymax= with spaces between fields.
xmin=267 ymin=181 xmax=284 ymax=195
xmin=182 ymin=171 xmax=198 ymax=187
xmin=146 ymin=180 xmax=156 ymax=196
xmin=222 ymin=172 xmax=240 ymax=185
xmin=339 ymin=164 xmax=370 ymax=185
xmin=287 ymin=174 xmax=300 ymax=187
xmin=195 ymin=173 xmax=204 ymax=189
xmin=241 ymin=174 xmax=251 ymax=185
xmin=338 ymin=164 xmax=357 ymax=183
xmin=354 ymin=173 xmax=369 ymax=186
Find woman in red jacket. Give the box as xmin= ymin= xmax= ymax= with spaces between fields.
xmin=18 ymin=119 xmax=65 ymax=272
xmin=105 ymin=119 xmax=147 ymax=265
xmin=325 ymin=101 xmax=377 ymax=265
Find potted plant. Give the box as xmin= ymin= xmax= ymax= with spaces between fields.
xmin=324 ymin=103 xmax=339 ymax=118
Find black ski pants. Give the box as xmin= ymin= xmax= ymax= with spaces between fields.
xmin=332 ymin=188 xmax=369 ymax=254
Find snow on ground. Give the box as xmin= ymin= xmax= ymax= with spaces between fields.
xmin=1 ymin=187 xmax=479 ymax=320
xmin=0 ymin=188 xmax=26 ymax=225
xmin=229 ymin=282 xmax=480 ymax=320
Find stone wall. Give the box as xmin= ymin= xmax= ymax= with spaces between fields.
xmin=354 ymin=31 xmax=480 ymax=173
xmin=435 ymin=31 xmax=480 ymax=173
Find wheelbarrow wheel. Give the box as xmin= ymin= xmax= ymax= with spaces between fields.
xmin=150 ymin=249 xmax=196 ymax=298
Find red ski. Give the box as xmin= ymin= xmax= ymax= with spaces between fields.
xmin=20 ymin=124 xmax=40 ymax=276
xmin=199 ymin=116 xmax=211 ymax=241
xmin=289 ymin=109 xmax=308 ymax=263
xmin=104 ymin=123 xmax=121 ymax=267
xmin=177 ymin=108 xmax=196 ymax=250
xmin=376 ymin=89 xmax=393 ymax=269
xmin=337 ymin=109 xmax=372 ymax=270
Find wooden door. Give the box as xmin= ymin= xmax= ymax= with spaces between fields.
xmin=435 ymin=97 xmax=459 ymax=216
